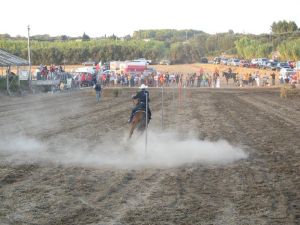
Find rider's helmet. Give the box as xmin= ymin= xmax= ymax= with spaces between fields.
xmin=139 ymin=84 xmax=148 ymax=90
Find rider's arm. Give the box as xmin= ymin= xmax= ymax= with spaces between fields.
xmin=132 ymin=93 xmax=139 ymax=100
xmin=133 ymin=91 xmax=143 ymax=99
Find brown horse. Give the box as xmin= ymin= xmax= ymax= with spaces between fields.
xmin=222 ymin=72 xmax=237 ymax=85
xmin=128 ymin=99 xmax=150 ymax=138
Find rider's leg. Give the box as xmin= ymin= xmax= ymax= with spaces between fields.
xmin=129 ymin=105 xmax=140 ymax=123
xmin=148 ymin=108 xmax=152 ymax=120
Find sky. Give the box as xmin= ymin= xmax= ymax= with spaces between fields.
xmin=1 ymin=0 xmax=299 ymax=38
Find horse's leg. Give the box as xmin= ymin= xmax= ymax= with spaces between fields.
xmin=129 ymin=111 xmax=147 ymax=138
xmin=129 ymin=113 xmax=142 ymax=138
xmin=129 ymin=120 xmax=137 ymax=138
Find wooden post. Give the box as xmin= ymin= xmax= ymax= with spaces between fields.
xmin=6 ymin=66 xmax=12 ymax=96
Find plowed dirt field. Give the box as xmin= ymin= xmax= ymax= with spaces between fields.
xmin=0 ymin=87 xmax=299 ymax=225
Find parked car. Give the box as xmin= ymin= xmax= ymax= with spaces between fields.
xmin=159 ymin=59 xmax=171 ymax=65
xmin=257 ymin=58 xmax=269 ymax=69
xmin=143 ymin=67 xmax=157 ymax=76
xmin=266 ymin=61 xmax=277 ymax=70
xmin=200 ymin=57 xmax=208 ymax=63
xmin=213 ymin=57 xmax=221 ymax=64
xmin=296 ymin=61 xmax=300 ymax=70
xmin=134 ymin=58 xmax=152 ymax=65
xmin=239 ymin=60 xmax=250 ymax=67
xmin=250 ymin=59 xmax=259 ymax=68
xmin=287 ymin=60 xmax=295 ymax=68
xmin=82 ymin=61 xmax=96 ymax=66
xmin=229 ymin=58 xmax=240 ymax=66
xmin=276 ymin=62 xmax=290 ymax=71
xmin=101 ymin=62 xmax=110 ymax=71
xmin=279 ymin=68 xmax=296 ymax=81
xmin=220 ymin=58 xmax=228 ymax=65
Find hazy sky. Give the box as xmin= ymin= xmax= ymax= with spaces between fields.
xmin=1 ymin=0 xmax=299 ymax=37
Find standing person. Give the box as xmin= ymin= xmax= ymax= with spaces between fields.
xmin=94 ymin=82 xmax=102 ymax=103
xmin=255 ymin=72 xmax=260 ymax=87
xmin=216 ymin=73 xmax=220 ymax=88
xmin=270 ymin=72 xmax=276 ymax=86
xmin=128 ymin=84 xmax=151 ymax=123
xmin=202 ymin=73 xmax=207 ymax=87
xmin=208 ymin=73 xmax=212 ymax=87
xmin=175 ymin=74 xmax=180 ymax=86
xmin=249 ymin=73 xmax=254 ymax=86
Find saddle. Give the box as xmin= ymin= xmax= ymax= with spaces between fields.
xmin=135 ymin=109 xmax=146 ymax=113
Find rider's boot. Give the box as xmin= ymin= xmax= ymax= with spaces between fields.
xmin=128 ymin=114 xmax=133 ymax=123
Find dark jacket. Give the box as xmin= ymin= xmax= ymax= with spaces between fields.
xmin=132 ymin=89 xmax=150 ymax=103
xmin=94 ymin=83 xmax=101 ymax=92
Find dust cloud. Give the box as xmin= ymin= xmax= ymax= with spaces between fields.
xmin=0 ymin=131 xmax=248 ymax=168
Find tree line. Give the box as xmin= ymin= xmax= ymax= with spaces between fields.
xmin=0 ymin=20 xmax=299 ymax=65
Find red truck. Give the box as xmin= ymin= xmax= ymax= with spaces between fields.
xmin=119 ymin=61 xmax=147 ymax=74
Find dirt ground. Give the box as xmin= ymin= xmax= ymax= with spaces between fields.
xmin=153 ymin=63 xmax=281 ymax=76
xmin=0 ymin=85 xmax=299 ymax=225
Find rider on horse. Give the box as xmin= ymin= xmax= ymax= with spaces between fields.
xmin=128 ymin=84 xmax=152 ymax=123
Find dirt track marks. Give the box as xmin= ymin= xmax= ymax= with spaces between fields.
xmin=239 ymin=94 xmax=300 ymax=127
xmin=1 ymin=88 xmax=299 ymax=225
xmin=211 ymin=92 xmax=299 ymax=224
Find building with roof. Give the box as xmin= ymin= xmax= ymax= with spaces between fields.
xmin=0 ymin=49 xmax=29 ymax=95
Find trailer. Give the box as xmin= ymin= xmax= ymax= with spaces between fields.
xmin=110 ymin=61 xmax=122 ymax=71
xmin=119 ymin=61 xmax=147 ymax=74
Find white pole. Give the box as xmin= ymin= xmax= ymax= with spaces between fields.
xmin=161 ymin=86 xmax=164 ymax=129
xmin=173 ymin=86 xmax=175 ymax=123
xmin=145 ymin=92 xmax=148 ymax=158
xmin=27 ymin=25 xmax=32 ymax=89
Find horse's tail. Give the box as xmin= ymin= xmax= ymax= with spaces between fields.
xmin=136 ymin=110 xmax=149 ymax=130
xmin=129 ymin=110 xmax=148 ymax=138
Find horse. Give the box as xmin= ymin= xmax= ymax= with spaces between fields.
xmin=222 ymin=72 xmax=237 ymax=85
xmin=128 ymin=99 xmax=150 ymax=138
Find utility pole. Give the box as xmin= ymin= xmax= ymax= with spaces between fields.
xmin=27 ymin=25 xmax=32 ymax=89
xmin=185 ymin=30 xmax=188 ymax=41
xmin=145 ymin=92 xmax=148 ymax=158
xmin=161 ymin=86 xmax=164 ymax=129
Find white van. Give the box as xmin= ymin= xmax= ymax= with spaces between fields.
xmin=279 ymin=68 xmax=295 ymax=80
xmin=296 ymin=61 xmax=300 ymax=71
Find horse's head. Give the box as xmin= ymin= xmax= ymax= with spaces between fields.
xmin=131 ymin=94 xmax=138 ymax=104
xmin=132 ymin=98 xmax=139 ymax=106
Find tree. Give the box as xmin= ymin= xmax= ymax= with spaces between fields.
xmin=271 ymin=20 xmax=298 ymax=33
xmin=60 ymin=35 xmax=69 ymax=41
xmin=278 ymin=38 xmax=300 ymax=61
xmin=82 ymin=32 xmax=90 ymax=41
xmin=0 ymin=33 xmax=11 ymax=39
xmin=108 ymin=34 xmax=117 ymax=40
xmin=123 ymin=35 xmax=132 ymax=41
